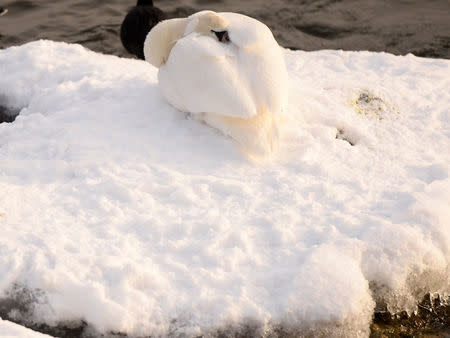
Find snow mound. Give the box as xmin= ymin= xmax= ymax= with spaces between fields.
xmin=0 ymin=40 xmax=449 ymax=337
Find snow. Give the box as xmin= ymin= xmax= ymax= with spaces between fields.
xmin=0 ymin=317 xmax=50 ymax=337
xmin=0 ymin=40 xmax=449 ymax=337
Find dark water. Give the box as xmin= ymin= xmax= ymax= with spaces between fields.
xmin=0 ymin=0 xmax=449 ymax=58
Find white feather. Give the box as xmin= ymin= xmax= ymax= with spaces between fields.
xmin=145 ymin=11 xmax=289 ymax=155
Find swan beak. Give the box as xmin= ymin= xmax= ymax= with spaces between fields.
xmin=211 ymin=30 xmax=230 ymax=43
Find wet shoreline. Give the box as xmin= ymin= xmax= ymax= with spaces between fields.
xmin=1 ymin=285 xmax=449 ymax=337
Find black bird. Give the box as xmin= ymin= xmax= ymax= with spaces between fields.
xmin=120 ymin=0 xmax=166 ymax=60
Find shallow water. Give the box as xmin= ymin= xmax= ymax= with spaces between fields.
xmin=0 ymin=0 xmax=449 ymax=58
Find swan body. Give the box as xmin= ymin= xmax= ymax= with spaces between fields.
xmin=144 ymin=11 xmax=288 ymax=154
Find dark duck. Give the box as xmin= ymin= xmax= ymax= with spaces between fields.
xmin=120 ymin=0 xmax=166 ymax=59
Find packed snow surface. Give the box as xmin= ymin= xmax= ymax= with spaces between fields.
xmin=0 ymin=40 xmax=449 ymax=336
xmin=0 ymin=317 xmax=50 ymax=337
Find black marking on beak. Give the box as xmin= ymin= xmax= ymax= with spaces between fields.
xmin=211 ymin=30 xmax=230 ymax=43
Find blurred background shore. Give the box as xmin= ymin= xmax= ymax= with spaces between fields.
xmin=0 ymin=0 xmax=449 ymax=59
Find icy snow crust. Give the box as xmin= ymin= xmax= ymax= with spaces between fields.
xmin=0 ymin=40 xmax=449 ymax=336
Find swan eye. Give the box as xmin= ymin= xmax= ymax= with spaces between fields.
xmin=211 ymin=30 xmax=230 ymax=43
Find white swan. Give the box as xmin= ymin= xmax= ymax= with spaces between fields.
xmin=144 ymin=10 xmax=288 ymax=155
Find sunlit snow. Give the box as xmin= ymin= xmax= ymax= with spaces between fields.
xmin=0 ymin=40 xmax=448 ymax=337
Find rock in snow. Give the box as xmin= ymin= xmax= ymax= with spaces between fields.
xmin=0 ymin=40 xmax=449 ymax=337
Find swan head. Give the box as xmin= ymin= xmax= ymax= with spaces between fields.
xmin=185 ymin=11 xmax=228 ymax=36
xmin=144 ymin=11 xmax=230 ymax=68
xmin=187 ymin=11 xmax=230 ymax=43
